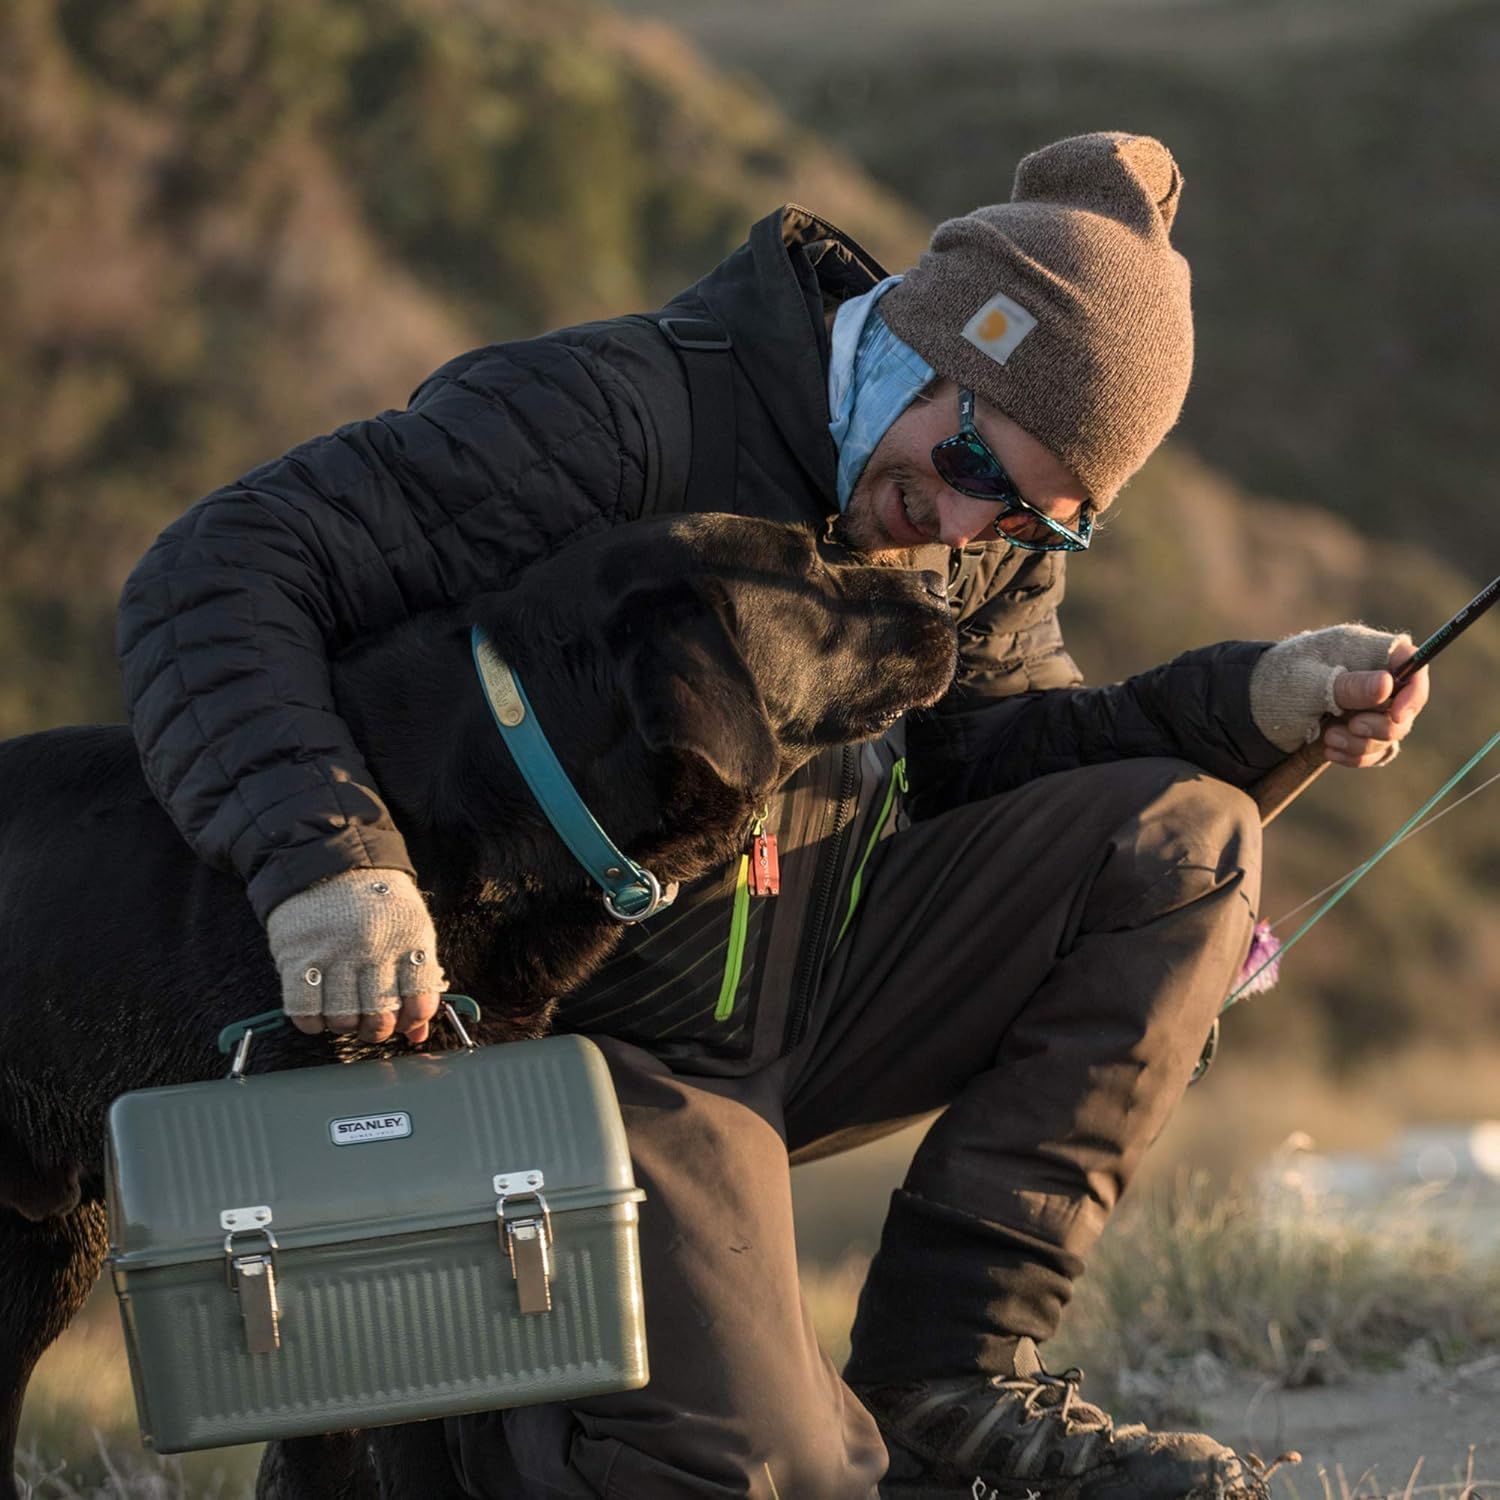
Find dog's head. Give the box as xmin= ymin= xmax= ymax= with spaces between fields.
xmin=331 ymin=514 xmax=956 ymax=1008
xmin=478 ymin=514 xmax=958 ymax=807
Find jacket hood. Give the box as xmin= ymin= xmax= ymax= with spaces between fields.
xmin=669 ymin=205 xmax=890 ymax=503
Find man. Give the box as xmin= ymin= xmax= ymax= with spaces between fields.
xmin=118 ymin=133 xmax=1427 ymax=1498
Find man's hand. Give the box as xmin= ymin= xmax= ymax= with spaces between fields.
xmin=1324 ymin=635 xmax=1430 ymax=769
xmin=265 ymin=869 xmax=445 ymax=1045
xmin=1249 ymin=623 xmax=1431 ymax=763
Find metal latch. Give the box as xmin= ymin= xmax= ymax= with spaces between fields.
xmin=221 ymin=1205 xmax=280 ymax=1353
xmin=494 ymin=1171 xmax=552 ymax=1315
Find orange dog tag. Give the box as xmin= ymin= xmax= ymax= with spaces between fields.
xmin=749 ymin=832 xmax=780 ymax=897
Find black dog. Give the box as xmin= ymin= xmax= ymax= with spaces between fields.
xmin=0 ymin=513 xmax=956 ymax=1499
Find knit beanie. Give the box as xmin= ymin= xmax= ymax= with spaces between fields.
xmin=880 ymin=132 xmax=1192 ymax=507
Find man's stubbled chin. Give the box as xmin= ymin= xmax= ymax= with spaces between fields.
xmin=827 ymin=511 xmax=923 ymax=570
xmin=831 ymin=468 xmax=934 ymax=568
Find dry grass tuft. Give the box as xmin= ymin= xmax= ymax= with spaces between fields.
xmin=1057 ymin=1169 xmax=1500 ymax=1386
xmin=1268 ymin=1444 xmax=1495 ymax=1499
xmin=14 ymin=1437 xmax=248 ymax=1499
xmin=801 ymin=1167 xmax=1500 ymax=1421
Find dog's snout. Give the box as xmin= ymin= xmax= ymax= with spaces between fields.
xmin=917 ymin=569 xmax=948 ymax=603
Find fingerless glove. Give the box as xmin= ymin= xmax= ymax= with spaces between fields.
xmin=266 ymin=868 xmax=446 ymax=1019
xmin=1248 ymin=623 xmax=1400 ymax=752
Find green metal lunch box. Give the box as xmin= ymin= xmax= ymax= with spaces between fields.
xmin=105 ymin=1024 xmax=648 ymax=1453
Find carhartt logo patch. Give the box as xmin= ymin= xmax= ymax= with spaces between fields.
xmin=961 ymin=291 xmax=1037 ymax=366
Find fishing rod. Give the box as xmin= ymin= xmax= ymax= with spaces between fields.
xmin=1253 ymin=573 xmax=1500 ymax=826
xmin=1192 ymin=574 xmax=1500 ymax=1083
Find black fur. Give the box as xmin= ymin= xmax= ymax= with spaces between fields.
xmin=0 ymin=514 xmax=956 ymax=1499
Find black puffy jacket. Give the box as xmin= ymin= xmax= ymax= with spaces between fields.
xmin=118 ymin=205 xmax=1281 ymax=1066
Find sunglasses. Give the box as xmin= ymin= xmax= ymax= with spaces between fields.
xmin=931 ymin=388 xmax=1093 ymax=552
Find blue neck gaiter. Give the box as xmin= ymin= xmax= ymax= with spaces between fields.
xmin=827 ymin=275 xmax=936 ymax=511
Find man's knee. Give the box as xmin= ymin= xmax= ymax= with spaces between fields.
xmin=1081 ymin=758 xmax=1261 ymax=935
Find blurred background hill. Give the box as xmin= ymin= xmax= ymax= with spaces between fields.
xmin=621 ymin=0 xmax=1500 ymax=571
xmin=0 ymin=0 xmax=923 ymax=728
xmin=5 ymin=0 xmax=1498 ymax=1489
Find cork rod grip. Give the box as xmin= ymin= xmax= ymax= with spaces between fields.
xmin=1252 ymin=737 xmax=1331 ymax=827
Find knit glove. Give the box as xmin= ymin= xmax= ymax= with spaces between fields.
xmin=1249 ymin=623 xmax=1402 ymax=752
xmin=266 ymin=868 xmax=446 ymax=1024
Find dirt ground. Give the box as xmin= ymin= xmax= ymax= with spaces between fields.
xmin=1197 ymin=1359 xmax=1500 ymax=1497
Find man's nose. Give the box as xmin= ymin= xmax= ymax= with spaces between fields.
xmin=936 ymin=492 xmax=1002 ymax=550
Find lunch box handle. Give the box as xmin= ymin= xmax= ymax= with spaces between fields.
xmin=217 ymin=995 xmax=483 ymax=1077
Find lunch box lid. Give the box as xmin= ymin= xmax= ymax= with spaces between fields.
xmin=107 ymin=1034 xmax=643 ymax=1269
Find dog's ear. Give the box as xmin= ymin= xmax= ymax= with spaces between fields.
xmin=618 ymin=581 xmax=780 ymax=797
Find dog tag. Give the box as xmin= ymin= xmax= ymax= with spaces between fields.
xmin=749 ymin=832 xmax=780 ymax=897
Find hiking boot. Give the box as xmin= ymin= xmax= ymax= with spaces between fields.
xmin=852 ymin=1339 xmax=1268 ymax=1500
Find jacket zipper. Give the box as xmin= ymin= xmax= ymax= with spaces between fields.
xmin=781 ymin=745 xmax=860 ymax=1055
xmin=830 ymin=756 xmax=907 ymax=953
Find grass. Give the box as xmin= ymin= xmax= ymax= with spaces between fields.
xmin=14 ymin=1442 xmax=253 ymax=1500
xmin=800 ymin=1167 xmax=1500 ymax=1500
xmin=1057 ymin=1169 xmax=1500 ymax=1384
xmin=802 ymin=1169 xmax=1500 ymax=1393
xmin=17 ymin=1304 xmax=260 ymax=1500
xmin=1270 ymin=1450 xmax=1493 ymax=1500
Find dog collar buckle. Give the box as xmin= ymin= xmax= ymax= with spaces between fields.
xmin=602 ymin=870 xmax=679 ymax=924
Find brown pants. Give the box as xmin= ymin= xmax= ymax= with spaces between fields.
xmin=447 ymin=759 xmax=1260 ymax=1498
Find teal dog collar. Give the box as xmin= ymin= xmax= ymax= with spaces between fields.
xmin=471 ymin=626 xmax=677 ymax=923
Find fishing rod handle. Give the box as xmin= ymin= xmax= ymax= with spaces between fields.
xmin=1252 ymin=738 xmax=1330 ymax=827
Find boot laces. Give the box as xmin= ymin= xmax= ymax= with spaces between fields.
xmin=989 ymin=1365 xmax=1114 ymax=1437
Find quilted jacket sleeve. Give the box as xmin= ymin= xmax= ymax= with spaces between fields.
xmin=908 ymin=641 xmax=1285 ymax=818
xmin=909 ymin=547 xmax=1285 ymax=815
xmin=117 ymin=338 xmax=648 ymax=922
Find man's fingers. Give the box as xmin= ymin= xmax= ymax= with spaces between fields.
xmin=1332 ymin=668 xmax=1395 ymax=713
xmin=397 ymin=990 xmax=441 ymax=1047
xmin=1391 ymin=665 xmax=1430 ymax=727
xmin=360 ymin=1011 xmax=398 ymax=1044
xmin=1387 ymin=635 xmax=1418 ymax=670
xmin=280 ymin=987 xmax=440 ymax=1045
xmin=1323 ymin=731 xmax=1397 ymax=768
xmin=1325 ymin=633 xmax=1427 ymax=770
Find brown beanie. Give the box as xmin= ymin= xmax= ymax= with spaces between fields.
xmin=880 ymin=132 xmax=1192 ymax=507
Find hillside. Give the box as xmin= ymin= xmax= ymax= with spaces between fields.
xmin=0 ymin=0 xmax=923 ymax=730
xmin=621 ymin=0 xmax=1500 ymax=571
xmin=0 ymin=0 xmax=1495 ymax=1060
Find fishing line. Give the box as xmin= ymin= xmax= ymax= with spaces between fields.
xmin=1222 ymin=726 xmax=1500 ymax=1012
xmin=1267 ymin=767 xmax=1500 ymax=932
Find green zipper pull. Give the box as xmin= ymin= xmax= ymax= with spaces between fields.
xmin=715 ymin=810 xmax=769 ymax=1023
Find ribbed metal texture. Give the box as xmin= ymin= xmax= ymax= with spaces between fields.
xmin=107 ymin=1036 xmax=647 ymax=1452
xmin=109 ymin=1036 xmax=635 ymax=1259
xmin=124 ymin=1212 xmax=645 ymax=1451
